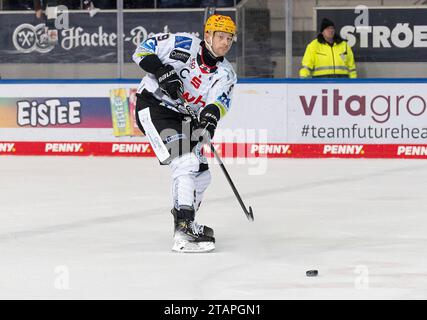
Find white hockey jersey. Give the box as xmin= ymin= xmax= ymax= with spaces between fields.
xmin=132 ymin=33 xmax=237 ymax=119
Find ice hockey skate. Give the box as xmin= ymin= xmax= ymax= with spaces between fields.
xmin=171 ymin=208 xmax=215 ymax=253
xmin=171 ymin=208 xmax=215 ymax=238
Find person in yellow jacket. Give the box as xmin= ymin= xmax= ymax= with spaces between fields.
xmin=300 ymin=18 xmax=357 ymax=78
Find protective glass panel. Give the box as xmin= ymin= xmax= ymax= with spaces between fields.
xmin=295 ymin=0 xmax=427 ymax=78
xmin=0 ymin=0 xmax=120 ymax=79
xmin=1 ymin=0 xmax=426 ymax=79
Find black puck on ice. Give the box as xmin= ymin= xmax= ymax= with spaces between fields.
xmin=306 ymin=270 xmax=318 ymax=277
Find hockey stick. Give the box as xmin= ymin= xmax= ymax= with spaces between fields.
xmin=177 ymin=91 xmax=254 ymax=221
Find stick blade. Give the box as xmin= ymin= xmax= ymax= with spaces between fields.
xmin=246 ymin=206 xmax=254 ymax=221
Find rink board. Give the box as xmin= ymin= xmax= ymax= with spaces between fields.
xmin=1 ymin=79 xmax=427 ymax=158
xmin=2 ymin=141 xmax=427 ymax=159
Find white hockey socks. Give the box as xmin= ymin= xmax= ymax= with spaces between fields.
xmin=170 ymin=153 xmax=199 ymax=210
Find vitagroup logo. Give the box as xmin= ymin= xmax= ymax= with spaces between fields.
xmin=397 ymin=145 xmax=427 ymax=156
xmin=299 ymin=88 xmax=427 ymax=124
xmin=112 ymin=143 xmax=151 ymax=153
xmin=45 ymin=143 xmax=83 ymax=153
xmin=323 ymin=145 xmax=364 ymax=155
xmin=0 ymin=143 xmax=16 ymax=153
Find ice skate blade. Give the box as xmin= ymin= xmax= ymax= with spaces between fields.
xmin=172 ymin=240 xmax=215 ymax=253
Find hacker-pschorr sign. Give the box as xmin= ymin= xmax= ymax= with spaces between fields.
xmin=0 ymin=11 xmax=210 ymax=63
xmin=316 ymin=7 xmax=427 ymax=62
xmin=12 ymin=23 xmax=156 ymax=54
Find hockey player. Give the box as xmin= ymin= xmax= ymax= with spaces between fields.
xmin=34 ymin=0 xmax=60 ymax=45
xmin=132 ymin=14 xmax=237 ymax=253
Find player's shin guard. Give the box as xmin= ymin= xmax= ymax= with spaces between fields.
xmin=170 ymin=153 xmax=199 ymax=209
xmin=195 ymin=170 xmax=211 ymax=211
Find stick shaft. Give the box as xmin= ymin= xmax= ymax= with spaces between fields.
xmin=210 ymin=144 xmax=253 ymax=220
xmin=177 ymin=91 xmax=254 ymax=221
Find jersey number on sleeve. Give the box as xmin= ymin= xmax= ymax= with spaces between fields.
xmin=156 ymin=34 xmax=170 ymax=41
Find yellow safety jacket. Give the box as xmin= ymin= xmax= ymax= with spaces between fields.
xmin=300 ymin=34 xmax=357 ymax=78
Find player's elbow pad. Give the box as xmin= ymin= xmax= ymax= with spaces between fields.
xmin=138 ymin=54 xmax=164 ymax=74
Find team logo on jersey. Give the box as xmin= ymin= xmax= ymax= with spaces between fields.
xmin=141 ymin=37 xmax=157 ymax=52
xmin=174 ymin=36 xmax=192 ymax=50
xmin=169 ymin=49 xmax=191 ymax=63
xmin=217 ymin=92 xmax=231 ymax=110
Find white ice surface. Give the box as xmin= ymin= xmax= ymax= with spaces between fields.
xmin=1 ymin=157 xmax=427 ymax=299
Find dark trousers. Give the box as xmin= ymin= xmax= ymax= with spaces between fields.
xmin=135 ymin=90 xmax=208 ymax=172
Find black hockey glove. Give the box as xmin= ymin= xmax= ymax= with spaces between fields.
xmin=192 ymin=104 xmax=220 ymax=143
xmin=155 ymin=65 xmax=183 ymax=100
